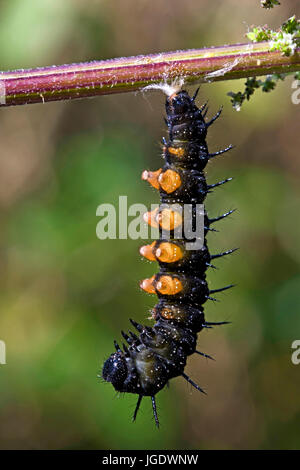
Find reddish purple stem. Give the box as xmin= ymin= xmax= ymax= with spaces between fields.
xmin=0 ymin=42 xmax=299 ymax=107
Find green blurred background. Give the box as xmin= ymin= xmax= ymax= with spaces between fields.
xmin=0 ymin=0 xmax=299 ymax=450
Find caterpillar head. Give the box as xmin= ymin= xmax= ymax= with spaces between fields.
xmin=102 ymin=352 xmax=128 ymax=392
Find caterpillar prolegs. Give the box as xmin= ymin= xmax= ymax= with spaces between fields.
xmin=102 ymin=88 xmax=235 ymax=427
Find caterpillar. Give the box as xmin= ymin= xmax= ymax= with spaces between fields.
xmin=102 ymin=87 xmax=235 ymax=427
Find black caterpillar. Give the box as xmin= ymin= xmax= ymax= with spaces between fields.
xmin=102 ymin=88 xmax=235 ymax=427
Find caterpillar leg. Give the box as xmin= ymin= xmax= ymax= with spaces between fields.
xmin=199 ymin=100 xmax=208 ymax=116
xmin=132 ymin=395 xmax=143 ymax=423
xmin=211 ymin=248 xmax=238 ymax=259
xmin=209 ymin=209 xmax=236 ymax=225
xmin=182 ymin=372 xmax=206 ymax=394
xmin=208 ymin=177 xmax=233 ymax=190
xmin=206 ymin=107 xmax=223 ymax=127
xmin=151 ymin=396 xmax=160 ymax=428
xmin=204 ymin=321 xmax=231 ymax=326
xmin=210 ymin=284 xmax=235 ymax=294
xmin=192 ymin=87 xmax=200 ymax=102
xmin=195 ymin=350 xmax=215 ymax=361
xmin=208 ymin=145 xmax=233 ymax=159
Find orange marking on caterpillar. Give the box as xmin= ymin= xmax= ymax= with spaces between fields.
xmin=168 ymin=147 xmax=185 ymax=157
xmin=158 ymin=169 xmax=181 ymax=194
xmin=157 ymin=208 xmax=182 ymax=231
xmin=142 ymin=169 xmax=162 ymax=190
xmin=155 ymin=242 xmax=183 ymax=263
xmin=151 ymin=304 xmax=183 ymax=322
xmin=143 ymin=208 xmax=159 ymax=228
xmin=139 ymin=242 xmax=156 ymax=261
xmin=159 ymin=306 xmax=181 ymax=320
xmin=156 ymin=275 xmax=183 ymax=296
xmin=140 ymin=276 xmax=156 ymax=294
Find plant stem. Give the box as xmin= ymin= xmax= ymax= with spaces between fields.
xmin=0 ymin=42 xmax=299 ymax=107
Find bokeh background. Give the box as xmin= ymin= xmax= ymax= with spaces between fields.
xmin=0 ymin=0 xmax=299 ymax=450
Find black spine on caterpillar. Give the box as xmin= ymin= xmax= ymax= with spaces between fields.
xmin=101 ymin=88 xmax=235 ymax=427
